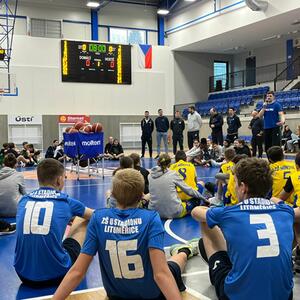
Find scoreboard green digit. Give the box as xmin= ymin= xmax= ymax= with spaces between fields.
xmin=61 ymin=40 xmax=132 ymax=85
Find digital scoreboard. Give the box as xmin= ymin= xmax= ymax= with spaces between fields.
xmin=61 ymin=40 xmax=132 ymax=85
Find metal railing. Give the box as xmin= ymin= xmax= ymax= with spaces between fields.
xmin=209 ymin=61 xmax=286 ymax=92
xmin=274 ymin=56 xmax=300 ymax=91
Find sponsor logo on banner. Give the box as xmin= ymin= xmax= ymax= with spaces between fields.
xmin=8 ymin=115 xmax=42 ymax=125
xmin=82 ymin=140 xmax=101 ymax=146
xmin=59 ymin=115 xmax=90 ymax=124
xmin=64 ymin=141 xmax=76 ymax=147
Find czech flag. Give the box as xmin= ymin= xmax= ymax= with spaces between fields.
xmin=138 ymin=44 xmax=152 ymax=69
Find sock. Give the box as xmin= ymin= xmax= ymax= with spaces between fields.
xmin=178 ymin=247 xmax=191 ymax=258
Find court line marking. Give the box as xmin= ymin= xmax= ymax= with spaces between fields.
xmin=182 ymin=270 xmax=209 ymax=277
xmin=23 ymin=287 xmax=105 ymax=300
xmin=186 ymin=286 xmax=212 ymax=300
xmin=164 ymin=219 xmax=188 ymax=244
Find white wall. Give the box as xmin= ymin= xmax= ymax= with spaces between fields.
xmin=166 ymin=0 xmax=300 ymax=50
xmin=0 ymin=36 xmax=173 ymax=115
xmin=13 ymin=1 xmax=158 ymax=44
xmin=174 ymin=51 xmax=233 ymax=104
xmin=233 ymin=42 xmax=286 ymax=72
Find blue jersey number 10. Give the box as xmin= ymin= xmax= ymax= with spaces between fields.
xmin=23 ymin=201 xmax=54 ymax=235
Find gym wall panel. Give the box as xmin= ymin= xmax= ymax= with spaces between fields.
xmin=233 ymin=42 xmax=286 ymax=72
xmin=174 ymin=51 xmax=233 ymax=105
xmin=63 ymin=23 xmax=91 ymax=40
xmin=1 ymin=37 xmax=174 ymax=115
xmin=42 ymin=115 xmax=59 ymax=150
xmin=99 ymin=3 xmax=157 ymax=31
xmin=0 ymin=115 xmax=8 ymax=146
xmin=99 ymin=28 xmax=109 ymax=43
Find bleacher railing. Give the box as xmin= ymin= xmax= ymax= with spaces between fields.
xmin=209 ymin=61 xmax=286 ymax=93
xmin=274 ymin=56 xmax=300 ymax=91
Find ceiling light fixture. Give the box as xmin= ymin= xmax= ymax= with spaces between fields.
xmin=184 ymin=0 xmax=196 ymax=2
xmin=86 ymin=1 xmax=100 ymax=8
xmin=157 ymin=8 xmax=170 ymax=15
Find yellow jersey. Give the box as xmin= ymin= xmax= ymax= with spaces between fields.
xmin=225 ymin=172 xmax=238 ymax=206
xmin=221 ymin=161 xmax=234 ymax=175
xmin=290 ymin=171 xmax=300 ymax=207
xmin=170 ymin=160 xmax=197 ymax=201
xmin=270 ymin=160 xmax=296 ymax=203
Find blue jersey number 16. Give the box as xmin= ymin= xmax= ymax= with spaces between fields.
xmin=106 ymin=239 xmax=144 ymax=279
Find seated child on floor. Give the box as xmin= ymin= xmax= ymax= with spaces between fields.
xmin=14 ymin=158 xmax=94 ymax=287
xmin=53 ymin=168 xmax=199 ymax=300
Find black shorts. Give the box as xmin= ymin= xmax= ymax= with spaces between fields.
xmin=18 ymin=238 xmax=81 ymax=288
xmin=208 ymin=251 xmax=231 ymax=300
xmin=108 ymin=261 xmax=185 ymax=300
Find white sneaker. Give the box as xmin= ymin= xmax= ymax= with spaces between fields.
xmin=208 ymin=196 xmax=223 ymax=207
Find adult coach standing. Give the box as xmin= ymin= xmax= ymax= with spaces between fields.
xmin=209 ymin=108 xmax=224 ymax=145
xmin=226 ymin=107 xmax=241 ymax=143
xmin=258 ymin=91 xmax=285 ymax=152
xmin=187 ymin=105 xmax=202 ymax=149
xmin=155 ymin=109 xmax=169 ymax=159
xmin=141 ymin=111 xmax=154 ymax=158
xmin=170 ymin=110 xmax=185 ymax=155
xmin=248 ymin=110 xmax=264 ymax=158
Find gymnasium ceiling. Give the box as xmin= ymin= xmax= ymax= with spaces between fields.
xmin=19 ymin=0 xmax=161 ymax=8
xmin=173 ymin=7 xmax=300 ymax=54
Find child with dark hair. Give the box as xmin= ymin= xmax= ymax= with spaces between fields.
xmin=234 ymin=139 xmax=251 ymax=157
xmin=112 ymin=156 xmax=133 ymax=176
xmin=148 ymin=154 xmax=206 ymax=219
xmin=192 ymin=158 xmax=294 ymax=300
xmin=0 ymin=153 xmax=26 ymax=217
xmin=129 ymin=153 xmax=149 ymax=194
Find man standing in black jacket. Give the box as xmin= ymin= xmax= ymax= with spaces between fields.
xmin=155 ymin=109 xmax=169 ymax=159
xmin=226 ymin=107 xmax=241 ymax=143
xmin=141 ymin=111 xmax=154 ymax=158
xmin=248 ymin=110 xmax=264 ymax=158
xmin=209 ymin=108 xmax=224 ymax=145
xmin=170 ymin=110 xmax=185 ymax=155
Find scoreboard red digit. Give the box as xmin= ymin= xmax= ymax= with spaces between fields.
xmin=61 ymin=40 xmax=132 ymax=85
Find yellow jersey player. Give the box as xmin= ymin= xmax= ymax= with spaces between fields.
xmin=209 ymin=148 xmax=236 ymax=206
xmin=170 ymin=151 xmax=204 ymax=201
xmin=224 ymin=154 xmax=248 ymax=206
xmin=267 ymin=146 xmax=296 ymax=205
xmin=278 ymin=152 xmax=300 ymax=207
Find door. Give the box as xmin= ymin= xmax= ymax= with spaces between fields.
xmin=246 ymin=56 xmax=256 ymax=86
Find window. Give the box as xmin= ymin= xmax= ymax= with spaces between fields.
xmin=110 ymin=28 xmax=146 ymax=45
xmin=214 ymin=61 xmax=228 ymax=90
xmin=30 ymin=18 xmax=62 ymax=38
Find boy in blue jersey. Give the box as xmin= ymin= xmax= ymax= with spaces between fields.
xmin=192 ymin=158 xmax=294 ymax=300
xmin=14 ymin=158 xmax=94 ymax=287
xmin=53 ymin=169 xmax=199 ymax=300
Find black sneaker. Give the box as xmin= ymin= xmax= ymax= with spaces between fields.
xmin=294 ymin=247 xmax=300 ymax=273
xmin=0 ymin=223 xmax=16 ymax=236
xmin=154 ymin=155 xmax=159 ymax=159
xmin=141 ymin=155 xmax=144 ymax=158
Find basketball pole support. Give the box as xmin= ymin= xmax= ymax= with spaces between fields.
xmin=0 ymin=0 xmax=19 ymax=93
